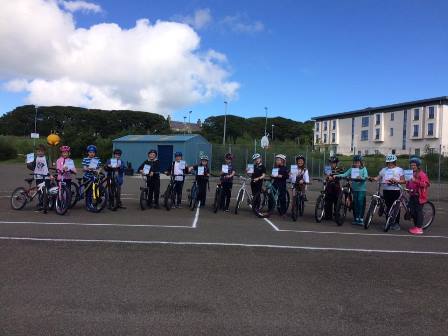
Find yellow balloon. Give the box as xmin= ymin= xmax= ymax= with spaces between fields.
xmin=47 ymin=133 xmax=61 ymax=146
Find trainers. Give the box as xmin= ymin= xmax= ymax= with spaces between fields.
xmin=224 ymin=208 xmax=230 ymax=212
xmin=352 ymin=219 xmax=359 ymax=225
xmin=409 ymin=226 xmax=423 ymax=235
xmin=390 ymin=224 xmax=401 ymax=231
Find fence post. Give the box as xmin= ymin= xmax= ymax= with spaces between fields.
xmin=438 ymin=144 xmax=442 ymax=203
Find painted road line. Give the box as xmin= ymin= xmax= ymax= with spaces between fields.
xmin=1 ymin=236 xmax=448 ymax=255
xmin=277 ymin=229 xmax=448 ymax=239
xmin=263 ymin=218 xmax=280 ymax=231
xmin=0 ymin=221 xmax=192 ymax=229
xmin=192 ymin=202 xmax=201 ymax=228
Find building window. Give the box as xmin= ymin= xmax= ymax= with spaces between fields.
xmin=390 ymin=112 xmax=395 ymax=121
xmin=415 ymin=148 xmax=420 ymax=156
xmin=413 ymin=108 xmax=420 ymax=121
xmin=332 ymin=120 xmax=336 ymax=130
xmin=428 ymin=106 xmax=435 ymax=119
xmin=316 ymin=123 xmax=320 ymax=132
xmin=375 ymin=128 xmax=380 ymax=140
xmin=390 ymin=128 xmax=394 ymax=136
xmin=315 ymin=135 xmax=320 ymax=143
xmin=427 ymin=123 xmax=434 ymax=136
xmin=361 ymin=130 xmax=368 ymax=141
xmin=364 ymin=150 xmax=369 ymax=156
xmin=324 ymin=134 xmax=327 ymax=143
xmin=362 ymin=116 xmax=369 ymax=127
xmin=375 ymin=114 xmax=381 ymax=125
xmin=413 ymin=124 xmax=419 ymax=137
xmin=323 ymin=121 xmax=328 ymax=131
xmin=331 ymin=133 xmax=336 ymax=143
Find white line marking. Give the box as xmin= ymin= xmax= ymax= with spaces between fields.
xmin=192 ymin=202 xmax=200 ymax=228
xmin=263 ymin=217 xmax=279 ymax=231
xmin=278 ymin=229 xmax=448 ymax=239
xmin=1 ymin=236 xmax=448 ymax=255
xmin=0 ymin=221 xmax=191 ymax=229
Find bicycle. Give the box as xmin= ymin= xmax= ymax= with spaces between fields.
xmin=252 ymin=178 xmax=290 ymax=218
xmin=314 ymin=178 xmax=327 ymax=222
xmin=384 ymin=183 xmax=435 ymax=232
xmin=163 ymin=174 xmax=182 ymax=211
xmin=213 ymin=178 xmax=223 ymax=213
xmin=291 ymin=180 xmax=307 ymax=221
xmin=334 ymin=177 xmax=353 ymax=226
xmin=105 ymin=168 xmax=121 ymax=211
xmin=10 ymin=173 xmax=51 ymax=213
xmin=234 ymin=175 xmax=253 ymax=214
xmin=49 ymin=168 xmax=71 ymax=216
xmin=70 ymin=171 xmax=108 ymax=212
xmin=364 ymin=180 xmax=387 ymax=230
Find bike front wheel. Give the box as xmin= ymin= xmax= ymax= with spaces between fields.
xmin=422 ymin=201 xmax=435 ymax=230
xmin=234 ymin=189 xmax=244 ymax=214
xmin=335 ymin=193 xmax=348 ymax=226
xmin=55 ymin=186 xmax=70 ymax=215
xmin=89 ymin=184 xmax=108 ymax=213
xmin=314 ymin=194 xmax=325 ymax=223
xmin=70 ymin=182 xmax=80 ymax=208
xmin=384 ymin=200 xmax=400 ymax=232
xmin=10 ymin=187 xmax=28 ymax=210
xmin=364 ymin=198 xmax=378 ymax=230
xmin=213 ymin=187 xmax=221 ymax=213
xmin=291 ymin=195 xmax=298 ymax=221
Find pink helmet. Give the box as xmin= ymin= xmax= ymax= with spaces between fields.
xmin=60 ymin=145 xmax=71 ymax=152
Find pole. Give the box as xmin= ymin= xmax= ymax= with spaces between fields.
xmin=271 ymin=124 xmax=274 ymax=141
xmin=438 ymin=144 xmax=442 ymax=203
xmin=223 ymin=101 xmax=228 ymax=145
xmin=183 ymin=116 xmax=186 ymax=135
xmin=264 ymin=107 xmax=268 ymax=136
xmin=254 ymin=139 xmax=257 ymax=154
xmin=188 ymin=110 xmax=192 ymax=134
xmin=33 ymin=105 xmax=38 ymax=147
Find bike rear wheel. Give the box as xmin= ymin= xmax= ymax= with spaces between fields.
xmin=140 ymin=188 xmax=148 ymax=210
xmin=10 ymin=187 xmax=28 ymax=210
xmin=364 ymin=198 xmax=378 ymax=230
xmin=234 ymin=189 xmax=244 ymax=214
xmin=163 ymin=185 xmax=174 ymax=211
xmin=298 ymin=194 xmax=305 ymax=217
xmin=277 ymin=191 xmax=290 ymax=215
xmin=108 ymin=183 xmax=119 ymax=211
xmin=189 ymin=184 xmax=199 ymax=211
xmin=213 ymin=187 xmax=222 ymax=213
xmin=291 ymin=195 xmax=298 ymax=221
xmin=314 ymin=194 xmax=325 ymax=223
xmin=422 ymin=201 xmax=435 ymax=230
xmin=55 ymin=185 xmax=70 ymax=215
xmin=70 ymin=182 xmax=80 ymax=208
xmin=384 ymin=200 xmax=400 ymax=232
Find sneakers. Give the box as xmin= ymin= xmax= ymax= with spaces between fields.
xmin=409 ymin=226 xmax=423 ymax=235
xmin=352 ymin=218 xmax=363 ymax=226
xmin=390 ymin=224 xmax=401 ymax=231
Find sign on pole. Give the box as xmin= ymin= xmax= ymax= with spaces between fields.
xmin=30 ymin=133 xmax=39 ymax=139
xmin=260 ymin=135 xmax=269 ymax=149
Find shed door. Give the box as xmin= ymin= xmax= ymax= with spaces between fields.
xmin=158 ymin=145 xmax=173 ymax=172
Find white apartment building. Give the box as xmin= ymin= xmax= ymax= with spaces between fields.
xmin=313 ymin=96 xmax=448 ymax=156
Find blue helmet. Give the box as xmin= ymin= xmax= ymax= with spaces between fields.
xmin=86 ymin=145 xmax=97 ymax=153
xmin=410 ymin=156 xmax=422 ymax=167
xmin=174 ymin=151 xmax=183 ymax=157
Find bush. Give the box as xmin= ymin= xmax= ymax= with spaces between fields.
xmin=0 ymin=138 xmax=18 ymax=160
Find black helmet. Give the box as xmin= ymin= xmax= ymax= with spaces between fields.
xmin=113 ymin=148 xmax=122 ymax=155
xmin=148 ymin=149 xmax=158 ymax=156
xmin=225 ymin=152 xmax=233 ymax=160
xmin=328 ymin=156 xmax=339 ymax=163
xmin=295 ymin=155 xmax=305 ymax=163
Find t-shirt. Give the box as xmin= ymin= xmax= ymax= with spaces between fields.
xmin=193 ymin=164 xmax=209 ymax=182
xmin=82 ymin=156 xmax=101 ymax=179
xmin=220 ymin=163 xmax=235 ymax=183
xmin=138 ymin=159 xmax=160 ymax=178
xmin=34 ymin=156 xmax=49 ymax=177
xmin=272 ymin=165 xmax=289 ymax=187
xmin=172 ymin=161 xmax=187 ymax=181
xmin=251 ymin=163 xmax=266 ymax=182
xmin=379 ymin=167 xmax=404 ymax=191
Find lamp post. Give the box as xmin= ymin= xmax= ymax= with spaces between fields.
xmin=223 ymin=101 xmax=228 ymax=145
xmin=183 ymin=116 xmax=187 ymax=135
xmin=264 ymin=107 xmax=268 ymax=136
xmin=188 ymin=110 xmax=192 ymax=134
xmin=271 ymin=124 xmax=275 ymax=141
xmin=33 ymin=105 xmax=38 ymax=147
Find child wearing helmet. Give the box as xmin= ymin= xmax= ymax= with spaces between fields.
xmin=335 ymin=155 xmax=368 ymax=225
xmin=324 ymin=156 xmax=344 ymax=220
xmin=56 ymin=145 xmax=77 ymax=194
xmin=190 ymin=155 xmax=210 ymax=206
xmin=82 ymin=145 xmax=102 ymax=211
xmin=372 ymin=154 xmax=405 ymax=230
xmin=138 ymin=149 xmax=160 ymax=209
xmin=166 ymin=152 xmax=188 ymax=207
xmin=272 ymin=154 xmax=289 ymax=215
xmin=26 ymin=144 xmax=51 ymax=210
xmin=105 ymin=149 xmax=125 ymax=209
xmin=220 ymin=153 xmax=236 ymax=212
xmin=407 ymin=157 xmax=430 ymax=235
xmin=248 ymin=153 xmax=266 ymax=196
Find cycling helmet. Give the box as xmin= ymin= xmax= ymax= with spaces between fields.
xmin=409 ymin=156 xmax=422 ymax=167
xmin=225 ymin=152 xmax=233 ymax=160
xmin=295 ymin=155 xmax=305 ymax=162
xmin=252 ymin=153 xmax=261 ymax=161
xmin=60 ymin=145 xmax=71 ymax=152
xmin=200 ymin=154 xmax=209 ymax=161
xmin=275 ymin=154 xmax=287 ymax=161
xmin=113 ymin=148 xmax=122 ymax=155
xmin=328 ymin=156 xmax=339 ymax=163
xmin=148 ymin=149 xmax=158 ymax=156
xmin=353 ymin=154 xmax=363 ymax=162
xmin=385 ymin=154 xmax=397 ymax=163
xmin=86 ymin=145 xmax=97 ymax=153
xmin=174 ymin=151 xmax=183 ymax=157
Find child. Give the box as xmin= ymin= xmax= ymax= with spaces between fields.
xmin=105 ymin=148 xmax=125 ymax=209
xmin=407 ymin=157 xmax=430 ymax=235
xmin=166 ymin=152 xmax=188 ymax=207
xmin=138 ymin=149 xmax=160 ymax=209
xmin=335 ymin=155 xmax=368 ymax=225
xmin=82 ymin=145 xmax=102 ymax=211
xmin=220 ymin=153 xmax=236 ymax=212
xmin=26 ymin=144 xmax=50 ymax=210
xmin=56 ymin=145 xmax=77 ymax=191
xmin=292 ymin=155 xmax=310 ymax=198
xmin=190 ymin=155 xmax=210 ymax=207
xmin=271 ymin=154 xmax=289 ymax=216
xmin=248 ymin=153 xmax=266 ymax=196
xmin=324 ymin=156 xmax=343 ymax=220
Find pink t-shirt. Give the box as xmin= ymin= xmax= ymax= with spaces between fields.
xmin=56 ymin=157 xmax=77 ymax=180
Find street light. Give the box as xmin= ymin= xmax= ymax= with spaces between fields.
xmin=188 ymin=110 xmax=192 ymax=134
xmin=264 ymin=107 xmax=268 ymax=136
xmin=271 ymin=124 xmax=275 ymax=141
xmin=33 ymin=105 xmax=38 ymax=147
xmin=223 ymin=101 xmax=228 ymax=145
xmin=183 ymin=116 xmax=187 ymax=135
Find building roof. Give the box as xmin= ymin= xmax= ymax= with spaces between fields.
xmin=170 ymin=121 xmax=202 ymax=132
xmin=113 ymin=134 xmax=207 ymax=143
xmin=312 ymin=96 xmax=448 ymax=121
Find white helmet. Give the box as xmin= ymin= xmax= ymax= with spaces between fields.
xmin=252 ymin=153 xmax=261 ymax=161
xmin=385 ymin=154 xmax=397 ymax=163
xmin=275 ymin=154 xmax=286 ymax=161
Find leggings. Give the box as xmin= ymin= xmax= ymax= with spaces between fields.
xmin=383 ymin=189 xmax=401 ymax=225
xmin=352 ymin=191 xmax=366 ymax=219
xmin=146 ymin=176 xmax=160 ymax=205
xmin=221 ymin=182 xmax=233 ymax=210
xmin=197 ymin=179 xmax=207 ymax=206
xmin=174 ymin=181 xmax=184 ymax=205
xmin=274 ymin=182 xmax=287 ymax=215
xmin=409 ymin=195 xmax=423 ymax=228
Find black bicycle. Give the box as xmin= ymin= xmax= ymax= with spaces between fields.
xmin=163 ymin=174 xmax=178 ymax=211
xmin=314 ymin=178 xmax=327 ymax=222
xmin=334 ymin=177 xmax=353 ymax=226
xmin=105 ymin=168 xmax=120 ymax=211
xmin=291 ymin=181 xmax=307 ymax=221
xmin=213 ymin=181 xmax=223 ymax=213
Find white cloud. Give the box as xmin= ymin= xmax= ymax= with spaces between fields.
xmin=221 ymin=14 xmax=264 ymax=34
xmin=174 ymin=8 xmax=212 ymax=30
xmin=0 ymin=0 xmax=239 ymax=115
xmin=60 ymin=0 xmax=102 ymax=13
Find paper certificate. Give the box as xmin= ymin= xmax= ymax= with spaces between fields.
xmin=143 ymin=164 xmax=151 ymax=175
xmin=65 ymin=159 xmax=75 ymax=171
xmin=222 ymin=164 xmax=229 ymax=174
xmin=383 ymin=169 xmax=395 ymax=181
xmin=351 ymin=168 xmax=360 ymax=179
xmin=272 ymin=168 xmax=279 ymax=177
xmin=89 ymin=158 xmax=99 ymax=169
xmin=198 ymin=166 xmax=205 ymax=176
xmin=290 ymin=174 xmax=297 ymax=184
xmin=404 ymin=170 xmax=414 ymax=181
xmin=110 ymin=159 xmax=118 ymax=168
xmin=290 ymin=165 xmax=298 ymax=175
xmin=247 ymin=164 xmax=254 ymax=174
xmin=324 ymin=165 xmax=332 ymax=176
xmin=179 ymin=160 xmax=186 ymax=170
xmin=26 ymin=153 xmax=35 ymax=163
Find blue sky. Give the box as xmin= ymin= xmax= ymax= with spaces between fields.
xmin=1 ymin=0 xmax=447 ymax=122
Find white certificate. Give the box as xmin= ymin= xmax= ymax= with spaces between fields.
xmin=290 ymin=174 xmax=297 ymax=183
xmin=290 ymin=164 xmax=298 ymax=175
xmin=247 ymin=164 xmax=254 ymax=174
xmin=26 ymin=153 xmax=35 ymax=163
xmin=351 ymin=168 xmax=360 ymax=179
xmin=65 ymin=159 xmax=75 ymax=171
xmin=110 ymin=159 xmax=118 ymax=168
xmin=89 ymin=158 xmax=99 ymax=169
xmin=198 ymin=166 xmax=205 ymax=176
xmin=383 ymin=169 xmax=395 ymax=181
xmin=143 ymin=164 xmax=151 ymax=175
xmin=324 ymin=165 xmax=332 ymax=176
xmin=272 ymin=168 xmax=279 ymax=177
xmin=404 ymin=170 xmax=414 ymax=181
xmin=179 ymin=160 xmax=186 ymax=170
xmin=222 ymin=164 xmax=229 ymax=174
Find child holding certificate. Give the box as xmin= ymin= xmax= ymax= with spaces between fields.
xmin=190 ymin=155 xmax=210 ymax=207
xmin=271 ymin=154 xmax=289 ymax=216
xmin=220 ymin=153 xmax=236 ymax=212
xmin=138 ymin=149 xmax=160 ymax=209
xmin=82 ymin=145 xmax=102 ymax=211
xmin=56 ymin=145 xmax=77 ymax=191
xmin=105 ymin=149 xmax=125 ymax=209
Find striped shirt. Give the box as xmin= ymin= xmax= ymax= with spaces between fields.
xmin=82 ymin=156 xmax=101 ymax=179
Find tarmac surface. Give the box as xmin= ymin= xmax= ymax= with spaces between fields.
xmin=1 ymin=164 xmax=447 ymax=335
